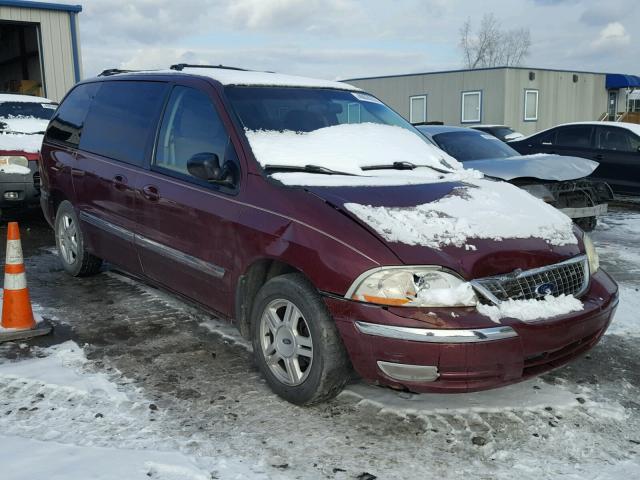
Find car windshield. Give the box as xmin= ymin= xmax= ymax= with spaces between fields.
xmin=225 ymin=86 xmax=456 ymax=175
xmin=0 ymin=101 xmax=57 ymax=120
xmin=225 ymin=86 xmax=418 ymax=134
xmin=432 ymin=131 xmax=520 ymax=161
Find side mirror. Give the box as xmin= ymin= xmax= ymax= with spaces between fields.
xmin=187 ymin=152 xmax=234 ymax=186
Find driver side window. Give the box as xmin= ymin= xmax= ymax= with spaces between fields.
xmin=155 ymin=86 xmax=228 ymax=176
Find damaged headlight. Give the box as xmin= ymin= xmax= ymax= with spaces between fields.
xmin=583 ymin=234 xmax=599 ymax=274
xmin=0 ymin=155 xmax=29 ymax=168
xmin=348 ymin=267 xmax=477 ymax=307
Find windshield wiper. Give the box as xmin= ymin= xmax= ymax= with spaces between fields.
xmin=361 ymin=161 xmax=453 ymax=175
xmin=263 ymin=164 xmax=357 ymax=176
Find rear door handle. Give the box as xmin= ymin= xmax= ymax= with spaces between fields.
xmin=71 ymin=168 xmax=85 ymax=177
xmin=141 ymin=184 xmax=160 ymax=202
xmin=594 ymin=154 xmax=604 ymax=160
xmin=113 ymin=174 xmax=128 ymax=191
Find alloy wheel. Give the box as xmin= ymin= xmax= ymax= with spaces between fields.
xmin=58 ymin=213 xmax=78 ymax=265
xmin=259 ymin=298 xmax=313 ymax=386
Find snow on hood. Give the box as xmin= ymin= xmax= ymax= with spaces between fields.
xmin=245 ymin=123 xmax=464 ymax=176
xmin=465 ymin=154 xmax=599 ymax=182
xmin=0 ymin=116 xmax=49 ymax=134
xmin=0 ymin=132 xmax=43 ymax=153
xmin=344 ymin=178 xmax=577 ymax=249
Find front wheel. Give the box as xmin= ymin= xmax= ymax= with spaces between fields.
xmin=251 ymin=273 xmax=351 ymax=405
xmin=55 ymin=201 xmax=102 ymax=277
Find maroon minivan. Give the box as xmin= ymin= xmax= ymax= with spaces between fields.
xmin=39 ymin=65 xmax=618 ymax=405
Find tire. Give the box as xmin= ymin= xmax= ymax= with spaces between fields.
xmin=55 ymin=201 xmax=102 ymax=277
xmin=250 ymin=273 xmax=351 ymax=405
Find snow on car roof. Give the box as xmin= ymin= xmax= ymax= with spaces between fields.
xmin=125 ymin=67 xmax=361 ymax=91
xmin=0 ymin=93 xmax=54 ymax=104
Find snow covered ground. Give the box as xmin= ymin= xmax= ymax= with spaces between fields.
xmin=0 ymin=208 xmax=639 ymax=479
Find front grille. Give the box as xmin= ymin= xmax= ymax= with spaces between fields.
xmin=471 ymin=256 xmax=589 ymax=304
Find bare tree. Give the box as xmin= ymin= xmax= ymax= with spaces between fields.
xmin=459 ymin=14 xmax=531 ymax=69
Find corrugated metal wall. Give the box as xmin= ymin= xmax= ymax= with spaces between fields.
xmin=347 ymin=68 xmax=608 ymax=135
xmin=0 ymin=5 xmax=79 ymax=101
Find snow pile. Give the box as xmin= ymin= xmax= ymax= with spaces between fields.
xmin=245 ymin=123 xmax=463 ymax=175
xmin=606 ymin=285 xmax=640 ymax=337
xmin=0 ymin=163 xmax=31 ymax=175
xmin=345 ymin=179 xmax=577 ymax=248
xmin=0 ymin=436 xmax=214 ymax=480
xmin=0 ymin=93 xmax=52 ymax=103
xmin=477 ymin=294 xmax=584 ymax=323
xmin=0 ymin=116 xmax=49 ymax=134
xmin=416 ymin=282 xmax=477 ymax=307
xmin=0 ymin=132 xmax=43 ymax=153
xmin=0 ymin=340 xmax=127 ymax=401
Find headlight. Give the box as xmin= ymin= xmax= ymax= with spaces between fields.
xmin=583 ymin=234 xmax=599 ymax=274
xmin=348 ymin=267 xmax=477 ymax=307
xmin=0 ymin=155 xmax=28 ymax=168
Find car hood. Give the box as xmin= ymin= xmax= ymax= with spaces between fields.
xmin=304 ymin=178 xmax=583 ymax=279
xmin=464 ymin=154 xmax=599 ymax=181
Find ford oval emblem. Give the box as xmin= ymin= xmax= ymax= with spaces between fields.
xmin=535 ymin=282 xmax=557 ymax=297
xmin=282 ymin=338 xmax=292 ymax=345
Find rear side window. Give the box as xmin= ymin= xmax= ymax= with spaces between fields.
xmin=80 ymin=81 xmax=168 ymax=167
xmin=555 ymin=126 xmax=593 ymax=148
xmin=154 ymin=86 xmax=229 ymax=175
xmin=596 ymin=127 xmax=640 ymax=152
xmin=45 ymin=83 xmax=99 ymax=146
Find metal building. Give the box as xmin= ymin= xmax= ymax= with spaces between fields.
xmin=345 ymin=67 xmax=640 ymax=135
xmin=0 ymin=1 xmax=82 ymax=101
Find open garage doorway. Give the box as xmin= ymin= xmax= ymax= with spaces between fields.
xmin=0 ymin=21 xmax=45 ymax=97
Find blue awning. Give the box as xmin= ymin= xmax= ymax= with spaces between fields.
xmin=606 ymin=73 xmax=640 ymax=89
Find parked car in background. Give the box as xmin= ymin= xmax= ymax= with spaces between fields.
xmin=417 ymin=125 xmax=612 ymax=231
xmin=40 ymin=66 xmax=616 ymax=405
xmin=0 ymin=93 xmax=57 ymax=214
xmin=471 ymin=125 xmax=524 ymax=142
xmin=509 ymin=122 xmax=640 ymax=196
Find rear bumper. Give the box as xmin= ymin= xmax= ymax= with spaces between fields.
xmin=0 ymin=161 xmax=40 ymax=209
xmin=326 ymin=269 xmax=618 ymax=393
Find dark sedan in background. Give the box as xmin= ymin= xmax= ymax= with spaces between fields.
xmin=508 ymin=122 xmax=640 ymax=196
xmin=418 ymin=125 xmax=612 ymax=231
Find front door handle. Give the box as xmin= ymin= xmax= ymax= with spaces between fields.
xmin=594 ymin=154 xmax=604 ymax=160
xmin=141 ymin=184 xmax=160 ymax=202
xmin=71 ymin=168 xmax=85 ymax=177
xmin=113 ymin=174 xmax=128 ymax=191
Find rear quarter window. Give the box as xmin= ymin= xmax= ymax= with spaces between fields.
xmin=45 ymin=83 xmax=100 ymax=147
xmin=80 ymin=81 xmax=168 ymax=167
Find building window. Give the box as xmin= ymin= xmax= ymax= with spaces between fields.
xmin=524 ymin=89 xmax=539 ymax=121
xmin=461 ymin=91 xmax=481 ymax=123
xmin=409 ymin=95 xmax=427 ymax=124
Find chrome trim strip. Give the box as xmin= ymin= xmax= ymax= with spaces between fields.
xmin=135 ymin=234 xmax=225 ymax=279
xmin=79 ymin=211 xmax=134 ymax=242
xmin=355 ymin=321 xmax=518 ymax=343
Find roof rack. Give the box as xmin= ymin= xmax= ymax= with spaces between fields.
xmin=170 ymin=63 xmax=248 ymax=72
xmin=98 ymin=69 xmax=138 ymax=77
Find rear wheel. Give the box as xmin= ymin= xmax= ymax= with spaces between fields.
xmin=251 ymin=273 xmax=350 ymax=405
xmin=55 ymin=201 xmax=102 ymax=277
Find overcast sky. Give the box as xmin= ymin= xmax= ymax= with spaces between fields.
xmin=69 ymin=0 xmax=638 ymax=80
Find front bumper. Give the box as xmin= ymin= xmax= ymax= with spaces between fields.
xmin=0 ymin=163 xmax=40 ymax=209
xmin=326 ymin=269 xmax=618 ymax=393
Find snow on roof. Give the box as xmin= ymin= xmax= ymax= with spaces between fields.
xmin=245 ymin=123 xmax=462 ymax=176
xmin=344 ymin=178 xmax=577 ymax=249
xmin=125 ymin=67 xmax=360 ymax=91
xmin=0 ymin=132 xmax=43 ymax=153
xmin=0 ymin=93 xmax=54 ymax=104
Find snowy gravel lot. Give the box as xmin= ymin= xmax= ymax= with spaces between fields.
xmin=1 ymin=208 xmax=639 ymax=479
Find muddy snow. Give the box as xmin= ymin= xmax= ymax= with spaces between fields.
xmin=0 ymin=208 xmax=638 ymax=479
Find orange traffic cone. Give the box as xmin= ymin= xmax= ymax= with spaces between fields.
xmin=0 ymin=222 xmax=52 ymax=342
